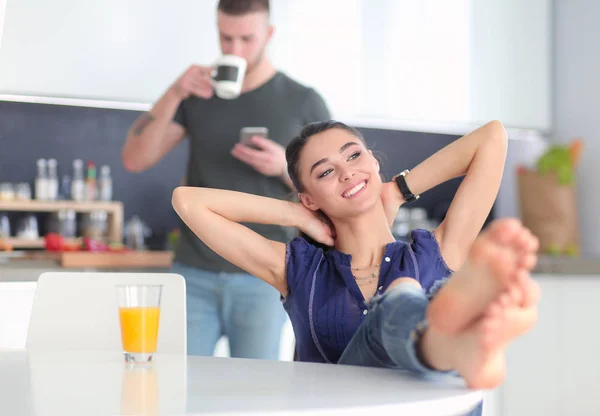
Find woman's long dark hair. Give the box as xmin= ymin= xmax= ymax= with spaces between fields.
xmin=285 ymin=121 xmax=367 ymax=250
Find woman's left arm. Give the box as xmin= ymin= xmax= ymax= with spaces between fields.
xmin=382 ymin=120 xmax=508 ymax=270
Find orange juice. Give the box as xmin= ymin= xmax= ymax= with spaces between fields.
xmin=119 ymin=307 xmax=161 ymax=353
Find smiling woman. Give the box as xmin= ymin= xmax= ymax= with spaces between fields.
xmin=289 ymin=124 xmax=383 ymax=223
xmin=171 ymin=117 xmax=541 ymax=405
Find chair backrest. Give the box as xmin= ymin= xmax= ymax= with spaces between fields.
xmin=0 ymin=282 xmax=37 ymax=349
xmin=26 ymin=272 xmax=186 ymax=354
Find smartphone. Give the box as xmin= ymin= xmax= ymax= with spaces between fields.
xmin=239 ymin=127 xmax=268 ymax=150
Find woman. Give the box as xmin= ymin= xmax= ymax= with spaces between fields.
xmin=172 ymin=120 xmax=539 ymax=393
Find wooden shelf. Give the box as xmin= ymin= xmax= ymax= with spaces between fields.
xmin=60 ymin=251 xmax=173 ymax=269
xmin=4 ymin=238 xmax=45 ymax=249
xmin=0 ymin=200 xmax=122 ymax=213
xmin=0 ymin=248 xmax=173 ymax=269
xmin=5 ymin=237 xmax=80 ymax=249
xmin=0 ymin=200 xmax=124 ymax=243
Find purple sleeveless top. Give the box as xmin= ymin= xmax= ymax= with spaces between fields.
xmin=282 ymin=229 xmax=453 ymax=363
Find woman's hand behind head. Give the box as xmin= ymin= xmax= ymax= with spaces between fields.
xmin=295 ymin=203 xmax=336 ymax=247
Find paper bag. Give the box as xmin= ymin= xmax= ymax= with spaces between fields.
xmin=517 ymin=169 xmax=579 ymax=255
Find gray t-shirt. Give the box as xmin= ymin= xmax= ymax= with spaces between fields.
xmin=173 ymin=71 xmax=331 ymax=273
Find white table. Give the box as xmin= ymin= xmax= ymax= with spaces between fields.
xmin=0 ymin=350 xmax=482 ymax=415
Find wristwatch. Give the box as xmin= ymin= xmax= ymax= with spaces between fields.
xmin=392 ymin=169 xmax=420 ymax=203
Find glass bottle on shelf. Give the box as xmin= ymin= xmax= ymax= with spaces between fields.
xmin=47 ymin=209 xmax=76 ymax=238
xmin=71 ymin=159 xmax=86 ymax=202
xmin=0 ymin=213 xmax=10 ymax=238
xmin=35 ymin=158 xmax=48 ymax=201
xmin=98 ymin=165 xmax=113 ymax=202
xmin=83 ymin=210 xmax=108 ymax=240
xmin=47 ymin=158 xmax=59 ymax=201
xmin=59 ymin=174 xmax=71 ymax=200
xmin=86 ymin=162 xmax=97 ymax=201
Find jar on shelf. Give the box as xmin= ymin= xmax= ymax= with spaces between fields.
xmin=16 ymin=215 xmax=39 ymax=239
xmin=15 ymin=183 xmax=32 ymax=201
xmin=47 ymin=210 xmax=77 ymax=238
xmin=0 ymin=183 xmax=15 ymax=201
xmin=81 ymin=211 xmax=108 ymax=240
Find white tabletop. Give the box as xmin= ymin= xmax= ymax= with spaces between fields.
xmin=0 ymin=350 xmax=482 ymax=415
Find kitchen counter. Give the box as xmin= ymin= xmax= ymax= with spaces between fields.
xmin=533 ymin=255 xmax=600 ymax=275
xmin=2 ymin=252 xmax=598 ymax=282
xmin=0 ymin=259 xmax=62 ymax=282
xmin=0 ymin=251 xmax=173 ymax=282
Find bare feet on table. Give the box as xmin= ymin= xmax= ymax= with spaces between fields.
xmin=419 ymin=218 xmax=541 ymax=389
xmin=422 ymin=277 xmax=540 ymax=389
xmin=426 ymin=218 xmax=539 ymax=335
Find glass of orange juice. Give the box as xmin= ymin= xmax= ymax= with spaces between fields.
xmin=116 ymin=285 xmax=162 ymax=363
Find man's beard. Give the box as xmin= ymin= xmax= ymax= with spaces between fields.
xmin=245 ymin=46 xmax=266 ymax=75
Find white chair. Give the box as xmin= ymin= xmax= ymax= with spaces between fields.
xmin=26 ymin=272 xmax=186 ymax=353
xmin=0 ymin=282 xmax=37 ymax=349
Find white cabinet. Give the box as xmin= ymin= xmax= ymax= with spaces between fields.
xmin=498 ymin=275 xmax=600 ymax=416
xmin=0 ymin=282 xmax=36 ymax=349
xmin=501 ymin=278 xmax=562 ymax=415
xmin=0 ymin=0 xmax=219 ymax=104
xmin=562 ymin=280 xmax=600 ymax=415
xmin=1 ymin=0 xmax=551 ymax=129
xmin=358 ymin=0 xmax=551 ymax=130
xmin=468 ymin=0 xmax=552 ymax=129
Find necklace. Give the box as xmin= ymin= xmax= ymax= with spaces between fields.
xmin=350 ymin=263 xmax=381 ymax=271
xmin=353 ymin=271 xmax=379 ymax=279
xmin=353 ymin=270 xmax=379 ymax=286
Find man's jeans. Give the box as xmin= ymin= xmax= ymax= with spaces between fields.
xmin=172 ymin=262 xmax=286 ymax=359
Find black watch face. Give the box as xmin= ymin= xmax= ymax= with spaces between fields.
xmin=214 ymin=65 xmax=239 ymax=82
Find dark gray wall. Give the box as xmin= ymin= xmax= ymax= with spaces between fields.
xmin=0 ymin=101 xmax=483 ymax=246
xmin=361 ymin=126 xmax=465 ymax=221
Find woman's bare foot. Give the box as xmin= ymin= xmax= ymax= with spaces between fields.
xmin=421 ymin=278 xmax=540 ymax=389
xmin=426 ymin=218 xmax=538 ymax=335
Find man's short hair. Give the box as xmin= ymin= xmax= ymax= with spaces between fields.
xmin=217 ymin=0 xmax=269 ymax=16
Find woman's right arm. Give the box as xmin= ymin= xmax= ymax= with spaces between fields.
xmin=171 ymin=187 xmax=334 ymax=296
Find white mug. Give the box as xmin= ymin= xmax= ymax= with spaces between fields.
xmin=211 ymin=55 xmax=247 ymax=99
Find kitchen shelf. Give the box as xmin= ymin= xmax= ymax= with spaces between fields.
xmin=4 ymin=238 xmax=45 ymax=249
xmin=0 ymin=248 xmax=173 ymax=269
xmin=0 ymin=200 xmax=122 ymax=213
xmin=60 ymin=251 xmax=173 ymax=269
xmin=4 ymin=237 xmax=80 ymax=250
xmin=0 ymin=200 xmax=124 ymax=244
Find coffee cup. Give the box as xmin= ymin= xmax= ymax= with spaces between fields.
xmin=211 ymin=55 xmax=247 ymax=99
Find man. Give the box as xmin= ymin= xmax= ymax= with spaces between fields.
xmin=121 ymin=0 xmax=330 ymax=359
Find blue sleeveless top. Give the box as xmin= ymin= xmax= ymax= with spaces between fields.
xmin=282 ymin=229 xmax=453 ymax=364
